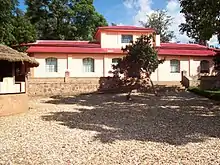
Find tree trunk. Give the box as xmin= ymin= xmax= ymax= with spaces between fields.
xmin=126 ymin=88 xmax=132 ymax=101
xmin=150 ymin=78 xmax=157 ymax=96
xmin=126 ymin=78 xmax=136 ymax=101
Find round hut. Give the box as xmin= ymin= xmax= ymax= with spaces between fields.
xmin=0 ymin=44 xmax=39 ymax=116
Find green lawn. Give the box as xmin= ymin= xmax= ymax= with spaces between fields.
xmin=188 ymin=87 xmax=220 ymax=101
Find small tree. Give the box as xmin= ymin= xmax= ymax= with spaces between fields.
xmin=113 ymin=35 xmax=164 ymax=100
xmin=141 ymin=10 xmax=175 ymax=42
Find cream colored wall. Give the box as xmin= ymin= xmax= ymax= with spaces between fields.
xmin=101 ymin=31 xmax=153 ymax=48
xmin=32 ymin=53 xmax=215 ymax=82
xmin=157 ymin=57 xmax=189 ymax=81
xmin=33 ymin=54 xmax=105 ymax=78
xmin=104 ymin=54 xmax=124 ymax=77
xmin=70 ymin=54 xmax=104 ymax=77
xmin=33 ymin=54 xmax=67 ymax=77
xmin=189 ymin=57 xmax=214 ymax=76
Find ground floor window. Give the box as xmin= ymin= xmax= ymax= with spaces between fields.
xmin=170 ymin=59 xmax=180 ymax=73
xmin=112 ymin=58 xmax=120 ymax=65
xmin=200 ymin=60 xmax=210 ymax=73
xmin=83 ymin=58 xmax=95 ymax=72
xmin=45 ymin=57 xmax=58 ymax=72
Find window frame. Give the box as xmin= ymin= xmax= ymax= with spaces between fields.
xmin=45 ymin=57 xmax=58 ymax=73
xmin=170 ymin=59 xmax=180 ymax=73
xmin=112 ymin=58 xmax=121 ymax=65
xmin=121 ymin=35 xmax=133 ymax=43
xmin=83 ymin=58 xmax=95 ymax=73
xmin=200 ymin=60 xmax=210 ymax=73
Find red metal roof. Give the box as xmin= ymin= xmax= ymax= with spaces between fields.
xmin=27 ymin=46 xmax=123 ymax=54
xmin=97 ymin=26 xmax=155 ymax=31
xmin=158 ymin=43 xmax=216 ymax=56
xmin=31 ymin=40 xmax=101 ymax=48
xmin=26 ymin=41 xmax=216 ymax=56
xmin=94 ymin=26 xmax=155 ymax=39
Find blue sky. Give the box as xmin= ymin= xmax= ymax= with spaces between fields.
xmin=19 ymin=0 xmax=219 ymax=44
xmin=18 ymin=0 xmax=165 ymax=25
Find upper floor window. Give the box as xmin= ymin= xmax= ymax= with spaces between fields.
xmin=45 ymin=57 xmax=58 ymax=72
xmin=83 ymin=58 xmax=95 ymax=72
xmin=200 ymin=60 xmax=210 ymax=73
xmin=121 ymin=35 xmax=133 ymax=43
xmin=170 ymin=59 xmax=180 ymax=73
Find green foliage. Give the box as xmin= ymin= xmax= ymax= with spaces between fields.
xmin=113 ymin=35 xmax=164 ymax=78
xmin=0 ymin=0 xmax=36 ymax=49
xmin=188 ymin=87 xmax=220 ymax=101
xmin=25 ymin=0 xmax=108 ymax=40
xmin=11 ymin=9 xmax=36 ymax=46
xmin=141 ymin=10 xmax=175 ymax=42
xmin=213 ymin=55 xmax=220 ymax=71
xmin=179 ymin=0 xmax=220 ymax=43
xmin=0 ymin=0 xmax=18 ymax=45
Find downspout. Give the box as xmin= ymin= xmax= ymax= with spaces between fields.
xmin=157 ymin=66 xmax=159 ymax=82
xmin=188 ymin=56 xmax=191 ymax=76
xmin=103 ymin=55 xmax=105 ymax=77
xmin=66 ymin=54 xmax=69 ymax=70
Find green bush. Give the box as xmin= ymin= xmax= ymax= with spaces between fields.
xmin=188 ymin=87 xmax=220 ymax=101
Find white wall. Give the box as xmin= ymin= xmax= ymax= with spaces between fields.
xmin=101 ymin=32 xmax=153 ymax=48
xmin=70 ymin=55 xmax=104 ymax=77
xmin=32 ymin=53 xmax=215 ymax=82
xmin=34 ymin=54 xmax=67 ymax=77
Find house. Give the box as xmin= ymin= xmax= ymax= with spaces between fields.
xmin=0 ymin=44 xmax=39 ymax=116
xmin=26 ymin=26 xmax=216 ymax=83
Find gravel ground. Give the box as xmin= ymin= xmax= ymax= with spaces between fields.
xmin=1 ymin=91 xmax=220 ymax=165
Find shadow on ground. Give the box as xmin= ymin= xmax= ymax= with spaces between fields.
xmin=42 ymin=90 xmax=220 ymax=146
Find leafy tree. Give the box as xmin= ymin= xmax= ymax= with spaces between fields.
xmin=10 ymin=9 xmax=37 ymax=51
xmin=0 ymin=0 xmax=36 ymax=49
xmin=141 ymin=10 xmax=175 ymax=42
xmin=179 ymin=0 xmax=220 ymax=44
xmin=111 ymin=23 xmax=117 ymax=26
xmin=25 ymin=0 xmax=108 ymax=40
xmin=0 ymin=0 xmax=18 ymax=45
xmin=113 ymin=35 xmax=164 ymax=100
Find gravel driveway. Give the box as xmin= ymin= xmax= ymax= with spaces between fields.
xmin=1 ymin=91 xmax=220 ymax=165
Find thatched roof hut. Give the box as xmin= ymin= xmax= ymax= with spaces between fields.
xmin=0 ymin=44 xmax=39 ymax=67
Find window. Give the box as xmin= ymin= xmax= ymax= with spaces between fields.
xmin=45 ymin=58 xmax=58 ymax=72
xmin=200 ymin=60 xmax=210 ymax=73
xmin=83 ymin=58 xmax=94 ymax=72
xmin=112 ymin=58 xmax=120 ymax=65
xmin=121 ymin=35 xmax=133 ymax=43
xmin=170 ymin=59 xmax=180 ymax=73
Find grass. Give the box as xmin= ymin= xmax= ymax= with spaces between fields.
xmin=188 ymin=87 xmax=220 ymax=101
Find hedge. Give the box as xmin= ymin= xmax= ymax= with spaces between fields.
xmin=188 ymin=87 xmax=220 ymax=101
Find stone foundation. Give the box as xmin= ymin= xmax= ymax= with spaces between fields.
xmin=200 ymin=76 xmax=220 ymax=90
xmin=28 ymin=78 xmax=101 ymax=96
xmin=28 ymin=77 xmax=183 ymax=97
xmin=0 ymin=93 xmax=28 ymax=117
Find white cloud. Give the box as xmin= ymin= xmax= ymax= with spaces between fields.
xmin=207 ymin=35 xmax=219 ymax=47
xmin=166 ymin=0 xmax=192 ymax=43
xmin=123 ymin=0 xmax=192 ymax=43
xmin=123 ymin=0 xmax=153 ymax=25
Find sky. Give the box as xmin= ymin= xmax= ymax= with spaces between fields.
xmin=18 ymin=0 xmax=218 ymax=44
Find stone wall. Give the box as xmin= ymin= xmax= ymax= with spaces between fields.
xmin=0 ymin=93 xmax=28 ymax=116
xmin=200 ymin=76 xmax=220 ymax=90
xmin=28 ymin=77 xmax=101 ymax=96
xmin=28 ymin=77 xmax=184 ymax=97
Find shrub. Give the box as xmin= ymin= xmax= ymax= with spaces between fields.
xmin=188 ymin=87 xmax=220 ymax=101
